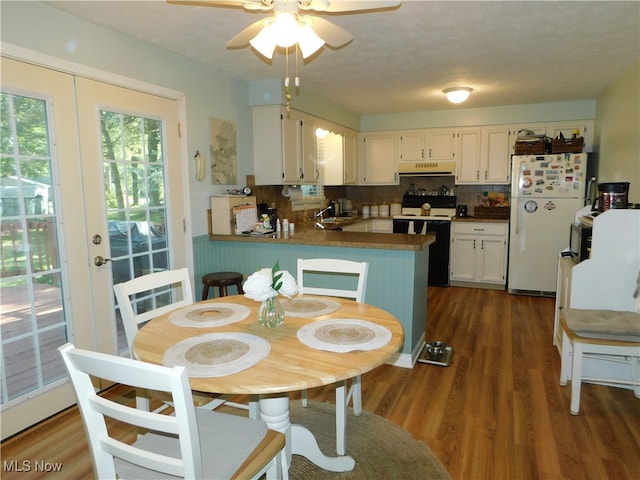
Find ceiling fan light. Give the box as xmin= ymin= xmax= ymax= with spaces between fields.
xmin=250 ymin=25 xmax=277 ymax=59
xmin=297 ymin=24 xmax=325 ymax=58
xmin=443 ymin=87 xmax=473 ymax=104
xmin=272 ymin=12 xmax=298 ymax=48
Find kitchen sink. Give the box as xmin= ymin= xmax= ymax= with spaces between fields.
xmin=321 ymin=216 xmax=354 ymax=224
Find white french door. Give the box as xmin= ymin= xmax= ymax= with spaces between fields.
xmin=75 ymin=77 xmax=186 ymax=356
xmin=1 ymin=57 xmax=187 ymax=439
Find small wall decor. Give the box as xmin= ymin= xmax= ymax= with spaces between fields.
xmin=210 ymin=117 xmax=238 ymax=185
xmin=194 ymin=150 xmax=206 ymax=181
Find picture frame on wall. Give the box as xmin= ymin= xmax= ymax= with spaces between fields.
xmin=210 ymin=117 xmax=238 ymax=185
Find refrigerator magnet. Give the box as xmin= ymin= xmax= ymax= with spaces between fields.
xmin=524 ymin=200 xmax=538 ymax=213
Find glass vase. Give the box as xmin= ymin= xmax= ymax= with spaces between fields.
xmin=257 ymin=296 xmax=285 ymax=328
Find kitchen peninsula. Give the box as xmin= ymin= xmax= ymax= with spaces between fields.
xmin=206 ymin=227 xmax=435 ymax=367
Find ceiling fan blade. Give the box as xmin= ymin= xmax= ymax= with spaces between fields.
xmin=309 ymin=17 xmax=352 ymax=47
xmin=300 ymin=0 xmax=401 ymax=13
xmin=167 ymin=0 xmax=272 ymax=10
xmin=226 ymin=19 xmax=270 ymax=48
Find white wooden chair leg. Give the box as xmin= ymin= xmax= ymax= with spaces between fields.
xmin=301 ymin=389 xmax=308 ymax=408
xmin=559 ymin=332 xmax=572 ymax=386
xmin=335 ymin=382 xmax=347 ymax=456
xmin=632 ymin=357 xmax=640 ymax=398
xmin=570 ymin=342 xmax=584 ymax=415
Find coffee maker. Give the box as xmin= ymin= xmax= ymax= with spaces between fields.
xmin=257 ymin=203 xmax=279 ymax=230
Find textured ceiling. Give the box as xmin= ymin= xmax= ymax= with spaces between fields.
xmin=46 ymin=1 xmax=640 ymax=115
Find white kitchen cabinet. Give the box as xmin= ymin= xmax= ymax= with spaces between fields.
xmin=315 ymin=123 xmax=343 ymax=186
xmin=300 ymin=113 xmax=319 ymax=183
xmin=281 ymin=109 xmax=305 ymax=183
xmin=371 ymin=219 xmax=393 ymax=233
xmin=507 ymin=123 xmax=547 ymax=156
xmin=341 ymin=221 xmax=370 ymax=232
xmin=426 ymin=128 xmax=456 ymax=161
xmin=483 ymin=127 xmax=511 ymax=183
xmin=362 ymin=133 xmax=398 ymax=184
xmin=545 ymin=120 xmax=594 ymax=152
xmin=455 ymin=128 xmax=482 ymax=183
xmin=399 ymin=130 xmax=426 ymax=162
xmin=450 ymin=222 xmax=508 ymax=286
xmin=456 ymin=127 xmax=510 ymax=185
xmin=400 ymin=128 xmax=457 ymax=163
xmin=341 ymin=218 xmax=392 ymax=233
xmin=507 ymin=120 xmax=594 ymax=155
xmin=342 ymin=128 xmax=358 ymax=185
xmin=252 ymin=105 xmax=316 ymax=185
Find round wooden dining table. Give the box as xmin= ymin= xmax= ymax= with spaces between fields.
xmin=133 ymin=294 xmax=404 ymax=472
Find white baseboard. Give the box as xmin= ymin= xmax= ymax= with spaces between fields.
xmin=386 ymin=333 xmax=425 ymax=369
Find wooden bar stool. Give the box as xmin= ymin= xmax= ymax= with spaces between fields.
xmin=201 ymin=272 xmax=244 ymax=301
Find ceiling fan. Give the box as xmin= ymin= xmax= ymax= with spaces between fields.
xmin=168 ymin=0 xmax=401 ymax=59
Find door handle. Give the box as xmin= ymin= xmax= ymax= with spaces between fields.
xmin=94 ymin=255 xmax=112 ymax=266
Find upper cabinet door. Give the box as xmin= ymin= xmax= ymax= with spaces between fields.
xmin=456 ymin=128 xmax=482 ymax=183
xmin=399 ymin=131 xmax=426 ymax=162
xmin=363 ymin=133 xmax=398 ymax=184
xmin=343 ymin=129 xmax=358 ymax=184
xmin=300 ymin=115 xmax=318 ymax=183
xmin=483 ymin=128 xmax=510 ymax=184
xmin=426 ymin=129 xmax=456 ymax=160
xmin=281 ymin=110 xmax=302 ymax=183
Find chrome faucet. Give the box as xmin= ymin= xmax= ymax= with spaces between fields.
xmin=314 ymin=206 xmax=332 ymax=229
xmin=314 ymin=206 xmax=332 ymax=219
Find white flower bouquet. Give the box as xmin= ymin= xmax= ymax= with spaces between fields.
xmin=243 ymin=261 xmax=298 ymax=302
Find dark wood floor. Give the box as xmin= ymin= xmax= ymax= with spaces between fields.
xmin=2 ymin=286 xmax=639 ymax=479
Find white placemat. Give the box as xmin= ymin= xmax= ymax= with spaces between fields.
xmin=163 ymin=333 xmax=270 ymax=377
xmin=297 ymin=319 xmax=392 ymax=353
xmin=168 ymin=303 xmax=250 ymax=328
xmin=281 ymin=297 xmax=342 ymax=317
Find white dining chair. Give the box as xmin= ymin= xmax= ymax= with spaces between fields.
xmin=113 ymin=267 xmax=259 ymax=418
xmin=296 ymin=257 xmax=369 ymax=456
xmin=559 ymin=308 xmax=640 ymax=414
xmin=58 ymin=343 xmax=286 ymax=480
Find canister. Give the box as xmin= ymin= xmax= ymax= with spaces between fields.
xmin=370 ymin=204 xmax=379 ymax=216
xmin=362 ymin=205 xmax=370 ymax=217
xmin=379 ymin=204 xmax=390 ymax=217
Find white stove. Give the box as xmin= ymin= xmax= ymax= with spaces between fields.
xmin=392 ymin=207 xmax=457 ymax=221
xmin=392 ymin=195 xmax=457 ymax=286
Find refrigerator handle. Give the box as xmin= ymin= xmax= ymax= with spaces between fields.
xmin=513 ymin=198 xmax=520 ymax=235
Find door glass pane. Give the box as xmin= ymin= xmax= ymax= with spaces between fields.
xmin=1 ymin=92 xmax=68 ymax=406
xmin=101 ymin=111 xmax=170 ymax=354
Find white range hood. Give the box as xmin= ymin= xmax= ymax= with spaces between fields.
xmin=397 ymin=160 xmax=456 ymax=176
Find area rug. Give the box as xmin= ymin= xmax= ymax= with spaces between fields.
xmin=224 ymin=401 xmax=452 ymax=480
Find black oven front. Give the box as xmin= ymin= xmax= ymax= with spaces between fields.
xmin=392 ymin=218 xmax=451 ymax=286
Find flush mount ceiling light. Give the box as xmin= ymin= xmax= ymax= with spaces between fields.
xmin=169 ymin=0 xmax=401 ymax=108
xmin=443 ymin=87 xmax=473 ymax=104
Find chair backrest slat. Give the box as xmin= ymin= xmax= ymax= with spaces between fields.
xmin=297 ymin=258 xmax=369 ymax=303
xmin=114 ymin=268 xmax=194 ymax=355
xmin=58 ymin=343 xmax=201 ymax=478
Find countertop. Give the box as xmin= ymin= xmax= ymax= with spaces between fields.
xmin=209 ymin=227 xmax=435 ymax=251
xmin=451 ymin=217 xmax=509 ymax=223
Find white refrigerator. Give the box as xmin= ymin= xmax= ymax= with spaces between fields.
xmin=508 ymin=153 xmax=588 ymax=294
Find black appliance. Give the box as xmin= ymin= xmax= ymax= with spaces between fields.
xmin=392 ymin=195 xmax=456 ymax=287
xmin=569 ymin=223 xmax=592 ymax=262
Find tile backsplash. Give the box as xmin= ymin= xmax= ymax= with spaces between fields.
xmin=245 ymin=175 xmax=509 ymax=224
